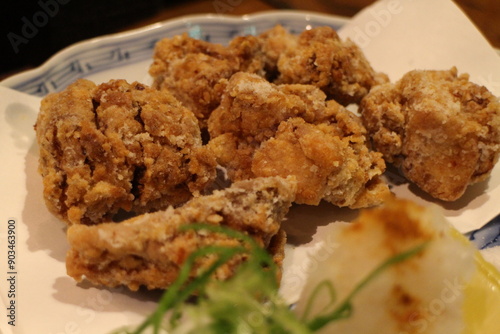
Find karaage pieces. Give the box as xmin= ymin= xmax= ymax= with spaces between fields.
xmin=208 ymin=72 xmax=390 ymax=207
xmin=149 ymin=26 xmax=295 ymax=128
xmin=360 ymin=68 xmax=500 ymax=201
xmin=150 ymin=25 xmax=385 ymax=126
xmin=36 ymin=79 xmax=216 ymax=225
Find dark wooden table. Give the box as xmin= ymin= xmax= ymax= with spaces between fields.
xmin=127 ymin=0 xmax=500 ymax=47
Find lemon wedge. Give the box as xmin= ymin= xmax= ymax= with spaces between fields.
xmin=449 ymin=229 xmax=500 ymax=333
xmin=462 ymin=251 xmax=500 ymax=333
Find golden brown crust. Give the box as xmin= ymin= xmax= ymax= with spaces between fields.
xmin=252 ymin=118 xmax=390 ymax=207
xmin=66 ymin=176 xmax=296 ymax=290
xmin=149 ymin=34 xmax=240 ymax=128
xmin=148 ymin=27 xmax=295 ymax=128
xmin=360 ymin=68 xmax=500 ymax=201
xmin=229 ymin=25 xmax=298 ymax=81
xmin=207 ymin=72 xmax=333 ymax=143
xmin=35 ymin=79 xmax=216 ymax=225
xmin=207 ymin=72 xmax=390 ymax=208
xmin=276 ymin=26 xmax=388 ymax=105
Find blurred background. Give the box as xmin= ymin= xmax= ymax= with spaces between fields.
xmin=1 ymin=0 xmax=499 ymax=80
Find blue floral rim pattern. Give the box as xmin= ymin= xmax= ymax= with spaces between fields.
xmin=469 ymin=215 xmax=500 ymax=249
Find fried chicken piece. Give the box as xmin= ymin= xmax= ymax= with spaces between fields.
xmin=35 ymin=79 xmax=216 ymax=225
xmin=360 ymin=67 xmax=500 ymax=201
xmin=208 ymin=72 xmax=390 ymax=208
xmin=208 ymin=72 xmax=333 ymax=143
xmin=66 ymin=176 xmax=296 ymax=291
xmin=253 ymin=118 xmax=390 ymax=207
xmin=207 ymin=71 xmax=337 ymax=181
xmin=229 ymin=25 xmax=297 ymax=80
xmin=149 ymin=34 xmax=240 ymax=128
xmin=276 ymin=26 xmax=388 ymax=105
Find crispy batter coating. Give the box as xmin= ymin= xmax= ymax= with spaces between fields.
xmin=35 ymin=79 xmax=216 ymax=225
xmin=208 ymin=72 xmax=390 ymax=207
xmin=360 ymin=68 xmax=500 ymax=201
xmin=149 ymin=34 xmax=240 ymax=128
xmin=276 ymin=26 xmax=388 ymax=105
xmin=208 ymin=72 xmax=334 ymax=143
xmin=229 ymin=25 xmax=298 ymax=80
xmin=66 ymin=176 xmax=296 ymax=290
xmin=253 ymin=118 xmax=390 ymax=207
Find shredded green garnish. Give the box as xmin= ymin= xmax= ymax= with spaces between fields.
xmin=112 ymin=224 xmax=427 ymax=334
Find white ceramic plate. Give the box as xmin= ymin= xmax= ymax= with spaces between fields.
xmin=1 ymin=10 xmax=499 ymax=334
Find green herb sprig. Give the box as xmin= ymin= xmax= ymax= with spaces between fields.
xmin=303 ymin=242 xmax=429 ymax=331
